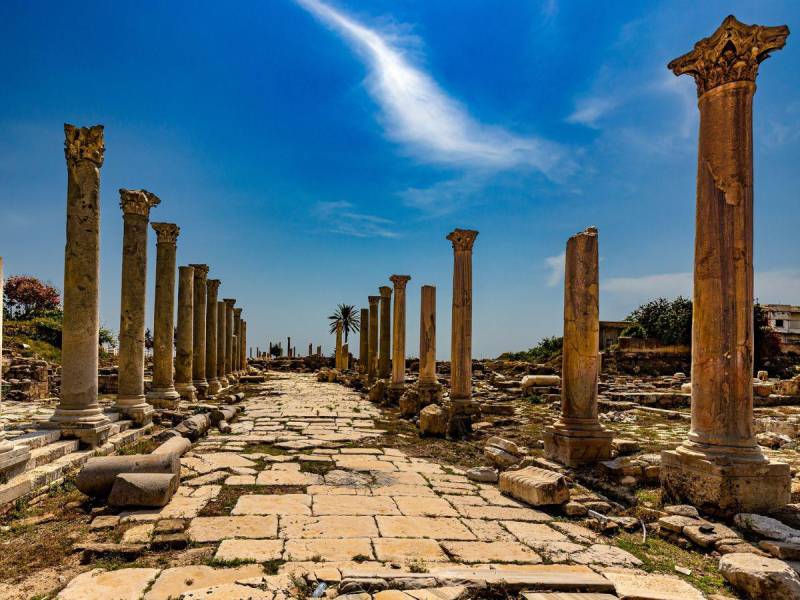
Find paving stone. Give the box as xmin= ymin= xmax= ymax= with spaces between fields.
xmin=232 ymin=494 xmax=312 ymax=516
xmin=145 ymin=565 xmax=265 ymax=600
xmin=571 ymin=545 xmax=642 ymax=567
xmin=122 ymin=523 xmax=155 ymax=544
xmin=187 ymin=515 xmax=278 ymax=542
xmin=455 ymin=505 xmax=551 ymax=522
xmin=255 ymin=470 xmax=323 ymax=486
xmin=179 ymin=583 xmax=274 ymax=599
xmin=57 ymin=567 xmax=160 ymax=600
xmin=376 ymin=516 xmax=476 ymax=540
xmin=394 ymin=496 xmax=458 ymax=517
xmin=373 ymin=537 xmax=449 ymax=563
xmin=460 ymin=518 xmax=517 ymax=542
xmin=313 ymin=494 xmax=400 ymax=516
xmin=280 ymin=515 xmax=378 ymax=538
xmin=440 ymin=541 xmax=542 ymax=563
xmin=284 ymin=537 xmax=374 ymax=561
xmin=214 ymin=538 xmax=284 ymax=562
xmin=501 ymin=521 xmax=570 ymax=548
xmin=602 ymin=569 xmax=705 ymax=599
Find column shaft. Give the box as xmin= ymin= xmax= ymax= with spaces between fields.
xmin=368 ymin=296 xmax=380 ymax=383
xmin=217 ymin=301 xmax=228 ymax=387
xmin=379 ymin=286 xmax=392 ymax=378
xmin=335 ymin=321 xmax=343 ymax=370
xmin=224 ymin=299 xmax=235 ymax=378
xmin=206 ymin=280 xmax=221 ymax=394
xmin=359 ymin=308 xmax=369 ymax=374
xmin=389 ymin=275 xmax=411 ymax=401
xmin=175 ymin=265 xmax=196 ymax=400
xmin=148 ymin=223 xmax=180 ymax=406
xmin=419 ymin=285 xmax=437 ymax=385
xmin=190 ymin=264 xmax=209 ymax=396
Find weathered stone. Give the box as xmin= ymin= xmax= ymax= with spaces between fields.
xmin=602 ymin=569 xmax=705 ymax=600
xmin=499 ymin=467 xmax=569 ymax=506
xmin=419 ymin=404 xmax=447 ymax=437
xmin=719 ymin=552 xmax=800 ymax=599
xmin=521 ymin=375 xmax=561 ymax=389
xmin=108 ymin=472 xmax=179 ymax=507
xmin=466 ymin=466 xmax=499 ymax=483
xmin=734 ymin=513 xmax=800 ymax=544
xmin=57 ymin=567 xmax=159 ymax=600
xmin=76 ymin=453 xmax=180 ymax=498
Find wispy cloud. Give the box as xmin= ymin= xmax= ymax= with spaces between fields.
xmin=296 ymin=0 xmax=567 ymax=174
xmin=566 ymin=97 xmax=618 ymax=128
xmin=544 ymin=252 xmax=566 ymax=287
xmin=312 ymin=201 xmax=398 ymax=238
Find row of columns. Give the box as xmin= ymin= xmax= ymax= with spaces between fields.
xmin=47 ymin=124 xmax=250 ymax=446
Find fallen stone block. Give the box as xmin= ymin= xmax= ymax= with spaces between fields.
xmin=75 ymin=542 xmax=146 ymax=563
xmin=484 ymin=446 xmax=521 ymax=469
xmin=108 ymin=472 xmax=179 ymax=507
xmin=174 ymin=414 xmax=211 ymax=441
xmin=152 ymin=435 xmax=192 ymax=457
xmin=419 ymin=404 xmax=447 ymax=437
xmin=210 ymin=406 xmax=238 ymax=425
xmin=719 ymin=552 xmax=800 ymax=599
xmin=76 ymin=453 xmax=181 ymax=498
xmin=466 ymin=466 xmax=499 ymax=483
xmin=521 ymin=374 xmax=561 ymax=389
xmin=734 ymin=513 xmax=800 ymax=544
xmin=499 ymin=466 xmax=569 ymax=506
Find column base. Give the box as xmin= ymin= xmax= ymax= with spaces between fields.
xmin=175 ymin=382 xmax=197 ymax=402
xmin=386 ymin=384 xmax=405 ymax=406
xmin=417 ymin=381 xmax=443 ymax=409
xmin=543 ymin=424 xmax=613 ymax=467
xmin=661 ymin=444 xmax=791 ymax=518
xmin=447 ymin=398 xmax=481 ymax=440
xmin=115 ymin=395 xmax=155 ymax=426
xmin=146 ymin=388 xmax=180 ymax=409
xmin=207 ymin=378 xmax=222 ymax=397
xmin=0 ymin=445 xmax=32 ymax=483
xmin=44 ymin=409 xmax=112 ymax=448
xmin=218 ymin=376 xmax=230 ymax=388
xmin=193 ymin=379 xmax=209 ymax=399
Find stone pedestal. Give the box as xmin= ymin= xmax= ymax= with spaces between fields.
xmin=217 ymin=301 xmax=228 ymax=388
xmin=48 ymin=125 xmax=111 ymax=447
xmin=447 ymin=229 xmax=480 ymax=439
xmin=359 ymin=308 xmax=369 ymax=374
xmin=544 ymin=227 xmax=612 ymax=466
xmin=147 ymin=223 xmax=181 ymax=408
xmin=205 ymin=279 xmax=221 ymax=395
xmin=379 ymin=286 xmax=392 ymax=379
xmin=417 ymin=285 xmax=442 ymax=408
xmin=367 ymin=296 xmax=380 ymax=383
xmin=660 ymin=16 xmax=791 ymax=516
xmin=189 ymin=264 xmax=209 ymax=398
xmin=175 ymin=265 xmax=196 ymax=401
xmin=115 ymin=189 xmax=160 ymax=425
xmin=388 ymin=275 xmax=411 ymax=404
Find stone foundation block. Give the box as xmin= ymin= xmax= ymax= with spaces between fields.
xmin=0 ymin=446 xmax=32 ymax=483
xmin=543 ymin=426 xmax=612 ymax=467
xmin=499 ymin=466 xmax=569 ymax=506
xmin=419 ymin=404 xmax=447 ymax=437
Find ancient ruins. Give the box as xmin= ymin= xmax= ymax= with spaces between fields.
xmin=1 ymin=12 xmax=800 ymax=600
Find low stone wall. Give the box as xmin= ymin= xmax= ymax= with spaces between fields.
xmin=603 ymin=349 xmax=691 ymax=376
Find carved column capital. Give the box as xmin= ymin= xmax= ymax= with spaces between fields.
xmin=368 ymin=295 xmax=381 ymax=306
xmin=668 ymin=15 xmax=789 ymax=96
xmin=389 ymin=275 xmax=411 ymax=290
xmin=152 ymin=222 xmax=180 ymax=245
xmin=379 ymin=286 xmax=392 ymax=298
xmin=207 ymin=279 xmax=221 ymax=294
xmin=64 ymin=124 xmax=105 ymax=167
xmin=447 ymin=228 xmax=479 ymax=252
xmin=189 ymin=263 xmax=209 ymax=277
xmin=223 ymin=298 xmax=236 ymax=308
xmin=234 ymin=307 xmax=243 ymax=318
xmin=119 ymin=189 xmax=160 ymax=217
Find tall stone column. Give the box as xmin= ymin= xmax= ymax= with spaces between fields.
xmin=205 ymin=279 xmax=221 ymax=395
xmin=189 ymin=264 xmax=209 ymax=397
xmin=544 ymin=227 xmax=611 ymax=466
xmin=147 ymin=223 xmax=180 ymax=407
xmin=417 ymin=284 xmax=442 ymax=407
xmin=368 ymin=296 xmax=380 ymax=383
xmin=175 ymin=266 xmax=196 ymax=401
xmin=217 ymin=301 xmax=228 ymax=388
xmin=224 ymin=299 xmax=236 ymax=380
xmin=48 ymin=125 xmax=111 ymax=447
xmin=335 ymin=321 xmax=343 ymax=370
xmin=359 ymin=308 xmax=369 ymax=375
xmin=379 ymin=286 xmax=392 ymax=379
xmin=241 ymin=320 xmax=248 ymax=370
xmin=661 ymin=16 xmax=790 ymax=516
xmin=309 ymin=342 xmax=313 ymax=357
xmin=233 ymin=307 xmax=243 ymax=375
xmin=388 ymin=275 xmax=411 ymax=403
xmin=116 ymin=189 xmax=160 ymax=425
xmin=447 ymin=229 xmax=479 ymax=438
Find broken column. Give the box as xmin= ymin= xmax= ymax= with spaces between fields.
xmin=661 ymin=16 xmax=791 ymax=516
xmin=205 ymin=279 xmax=221 ymax=395
xmin=48 ymin=125 xmax=111 ymax=447
xmin=447 ymin=229 xmax=480 ymax=439
xmin=368 ymin=295 xmax=380 ymax=383
xmin=224 ymin=299 xmax=236 ymax=380
xmin=147 ymin=223 xmax=181 ymax=408
xmin=174 ymin=265 xmax=196 ymax=401
xmin=216 ymin=300 xmax=228 ymax=388
xmin=335 ymin=321 xmax=343 ymax=370
xmin=359 ymin=308 xmax=369 ymax=375
xmin=379 ymin=286 xmax=392 ymax=379
xmin=189 ymin=264 xmax=209 ymax=398
xmin=417 ymin=284 xmax=442 ymax=407
xmin=388 ymin=275 xmax=411 ymax=403
xmin=116 ymin=189 xmax=160 ymax=425
xmin=544 ymin=227 xmax=612 ymax=466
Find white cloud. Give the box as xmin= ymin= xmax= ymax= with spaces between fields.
xmin=544 ymin=252 xmax=565 ymax=287
xmin=566 ymin=96 xmax=618 ymax=128
xmin=296 ymin=0 xmax=567 ymax=174
xmin=312 ymin=201 xmax=398 ymax=238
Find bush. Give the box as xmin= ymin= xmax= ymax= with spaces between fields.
xmin=499 ymin=336 xmax=563 ymax=362
xmin=3 ymin=275 xmax=61 ymax=320
xmin=625 ymin=297 xmax=692 ymax=346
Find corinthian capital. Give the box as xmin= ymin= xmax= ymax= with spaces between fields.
xmin=152 ymin=222 xmax=180 ymax=245
xmin=64 ymin=124 xmax=105 ymax=167
xmin=390 ymin=275 xmax=411 ymax=290
xmin=223 ymin=298 xmax=236 ymax=308
xmin=368 ymin=295 xmax=381 ymax=306
xmin=447 ymin=228 xmax=479 ymax=252
xmin=189 ymin=263 xmax=209 ymax=278
xmin=379 ymin=286 xmax=392 ymax=298
xmin=119 ymin=189 xmax=161 ymax=217
xmin=234 ymin=307 xmax=243 ymax=318
xmin=668 ymin=15 xmax=789 ymax=96
xmin=207 ymin=279 xmax=221 ymax=294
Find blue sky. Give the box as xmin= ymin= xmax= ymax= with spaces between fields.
xmin=1 ymin=1 xmax=799 ymax=359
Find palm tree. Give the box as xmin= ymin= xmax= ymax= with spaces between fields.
xmin=328 ymin=304 xmax=360 ymax=344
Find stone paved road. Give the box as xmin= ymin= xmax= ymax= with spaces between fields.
xmin=58 ymin=372 xmax=705 ymax=599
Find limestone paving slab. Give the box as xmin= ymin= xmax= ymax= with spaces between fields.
xmin=441 ymin=541 xmax=543 ymax=564
xmin=373 ymin=537 xmax=449 ymax=563
xmin=232 ymin=494 xmax=312 ymax=516
xmin=57 ymin=567 xmax=160 ymax=600
xmin=280 ymin=515 xmax=379 ymax=538
xmin=376 ymin=516 xmax=476 ymax=540
xmin=284 ymin=537 xmax=374 ymax=562
xmin=214 ymin=538 xmax=284 ymax=562
xmin=187 ymin=515 xmax=278 ymax=542
xmin=313 ymin=494 xmax=400 ymax=516
xmin=145 ymin=564 xmax=266 ymax=600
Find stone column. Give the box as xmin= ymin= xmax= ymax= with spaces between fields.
xmin=368 ymin=296 xmax=380 ymax=383
xmin=116 ymin=189 xmax=160 ymax=425
xmin=147 ymin=223 xmax=180 ymax=407
xmin=217 ymin=301 xmax=228 ymax=388
xmin=224 ymin=299 xmax=236 ymax=380
xmin=309 ymin=342 xmax=313 ymax=357
xmin=0 ymin=257 xmax=31 ymax=478
xmin=241 ymin=320 xmax=248 ymax=370
xmin=447 ymin=229 xmax=480 ymax=438
xmin=189 ymin=264 xmax=209 ymax=397
xmin=388 ymin=275 xmax=411 ymax=403
xmin=233 ymin=307 xmax=242 ymax=375
xmin=544 ymin=227 xmax=612 ymax=466
xmin=379 ymin=286 xmax=392 ymax=379
xmin=359 ymin=308 xmax=369 ymax=375
xmin=342 ymin=344 xmax=349 ymax=370
xmin=335 ymin=321 xmax=343 ymax=370
xmin=205 ymin=279 xmax=221 ymax=394
xmin=48 ymin=125 xmax=111 ymax=447
xmin=661 ymin=16 xmax=791 ymax=516
xmin=174 ymin=266 xmax=196 ymax=401
xmin=417 ymin=284 xmax=442 ymax=406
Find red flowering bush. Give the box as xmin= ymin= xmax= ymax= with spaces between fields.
xmin=3 ymin=275 xmax=61 ymax=320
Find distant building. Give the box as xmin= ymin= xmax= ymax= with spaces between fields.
xmin=762 ymin=304 xmax=800 ymax=354
xmin=599 ymin=320 xmax=629 ymax=350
